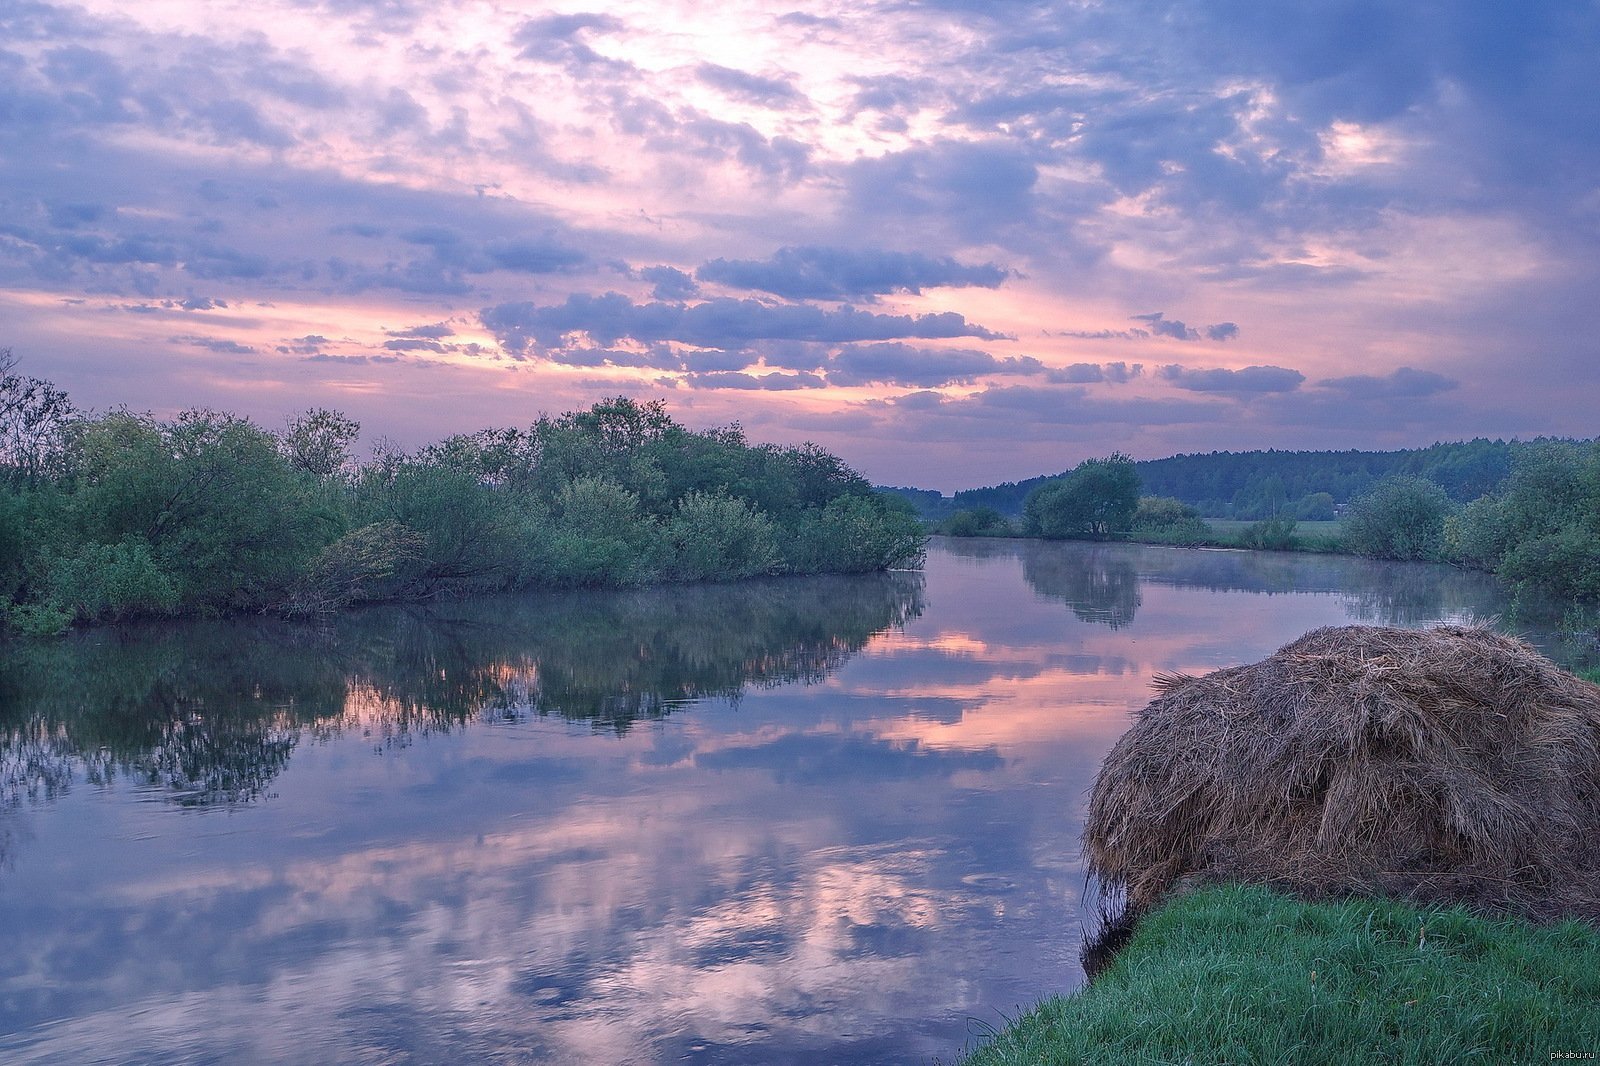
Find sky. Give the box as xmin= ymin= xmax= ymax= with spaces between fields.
xmin=2 ymin=0 xmax=1597 ymax=491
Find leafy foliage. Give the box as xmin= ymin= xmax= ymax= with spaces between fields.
xmin=1342 ymin=476 xmax=1456 ymax=561
xmin=941 ymin=506 xmax=1012 ymax=537
xmin=954 ymin=439 xmax=1519 ymax=519
xmin=1129 ymin=496 xmax=1211 ymax=546
xmin=1445 ymin=441 xmax=1600 ymax=599
xmin=0 ymin=373 xmax=924 ymax=634
xmin=1022 ymin=455 xmax=1139 ymax=540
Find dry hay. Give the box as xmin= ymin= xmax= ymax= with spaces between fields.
xmin=1084 ymin=625 xmax=1600 ymax=920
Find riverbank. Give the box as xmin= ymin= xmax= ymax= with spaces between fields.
xmin=958 ymin=883 xmax=1600 ymax=1065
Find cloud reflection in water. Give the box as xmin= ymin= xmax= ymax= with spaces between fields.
xmin=0 ymin=540 xmax=1561 ymax=1064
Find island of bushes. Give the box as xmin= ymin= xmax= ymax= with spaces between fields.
xmin=0 ymin=353 xmax=923 ymax=636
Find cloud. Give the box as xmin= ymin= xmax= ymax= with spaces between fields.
xmin=513 ymin=13 xmax=630 ymax=71
xmin=1045 ymin=362 xmax=1143 ymax=384
xmin=695 ymin=64 xmax=805 ymax=110
xmin=639 ymin=265 xmax=699 ymax=301
xmin=1317 ymin=366 xmax=1457 ymax=399
xmin=841 ymin=139 xmax=1042 ymax=241
xmin=695 ymin=246 xmax=1008 ymax=301
xmin=827 ymin=342 xmax=1040 ymax=388
xmin=1158 ymin=364 xmax=1305 ymax=393
xmin=484 ymin=238 xmax=586 ymax=274
xmin=1132 ymin=312 xmax=1239 ymax=342
xmin=480 ymin=294 xmax=1007 ymax=355
xmin=170 ymin=334 xmax=255 ymax=354
xmin=381 ymin=338 xmax=449 ymax=352
xmin=385 ymin=322 xmax=454 ymax=339
xmin=684 ymin=370 xmax=826 ymax=391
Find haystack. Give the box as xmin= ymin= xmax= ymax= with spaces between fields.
xmin=1084 ymin=625 xmax=1600 ymax=920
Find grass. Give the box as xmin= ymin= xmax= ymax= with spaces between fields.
xmin=1205 ymin=519 xmax=1343 ymax=538
xmin=958 ymin=884 xmax=1600 ymax=1065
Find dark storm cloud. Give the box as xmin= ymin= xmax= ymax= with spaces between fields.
xmin=479 ymin=294 xmax=1007 ymax=354
xmin=696 ymin=246 xmax=1008 ymax=301
xmin=695 ymin=64 xmax=805 ymax=110
xmin=1158 ymin=364 xmax=1305 ymax=393
xmin=1318 ymin=366 xmax=1457 ymax=399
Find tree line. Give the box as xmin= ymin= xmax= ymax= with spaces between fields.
xmin=921 ymin=438 xmax=1521 ymax=521
xmin=936 ymin=446 xmax=1600 ymax=606
xmin=0 ymin=351 xmax=924 ymax=636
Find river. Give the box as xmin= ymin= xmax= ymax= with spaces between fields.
xmin=0 ymin=538 xmax=1582 ymax=1064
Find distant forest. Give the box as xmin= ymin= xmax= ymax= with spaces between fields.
xmin=885 ymin=439 xmax=1550 ymax=521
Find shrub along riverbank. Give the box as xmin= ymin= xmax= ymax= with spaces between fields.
xmin=0 ymin=358 xmax=923 ymax=635
xmin=933 ymin=442 xmax=1600 ymax=613
xmin=958 ymin=884 xmax=1600 ymax=1065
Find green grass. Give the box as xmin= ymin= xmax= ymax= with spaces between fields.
xmin=958 ymin=884 xmax=1600 ymax=1065
xmin=1206 ymin=519 xmax=1344 ymax=538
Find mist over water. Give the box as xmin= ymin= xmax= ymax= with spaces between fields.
xmin=0 ymin=540 xmax=1575 ymax=1064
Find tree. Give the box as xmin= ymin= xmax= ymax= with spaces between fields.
xmin=1130 ymin=496 xmax=1210 ymax=545
xmin=1445 ymin=441 xmax=1600 ymax=599
xmin=943 ymin=506 xmax=1010 ymax=537
xmin=0 ymin=349 xmax=75 ymax=485
xmin=1341 ymin=475 xmax=1455 ymax=561
xmin=1023 ymin=455 xmax=1139 ymax=539
xmin=278 ymin=408 xmax=360 ymax=480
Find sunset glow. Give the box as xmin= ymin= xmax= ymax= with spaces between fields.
xmin=5 ymin=1 xmax=1596 ymax=489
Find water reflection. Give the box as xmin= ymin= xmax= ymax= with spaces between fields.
xmin=1019 ymin=542 xmax=1142 ymax=629
xmin=941 ymin=536 xmax=1555 ymax=634
xmin=0 ymin=541 xmax=1582 ymax=1065
xmin=0 ymin=573 xmax=923 ymax=812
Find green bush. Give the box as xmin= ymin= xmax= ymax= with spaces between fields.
xmin=1234 ymin=515 xmax=1298 ymax=551
xmin=1130 ymin=496 xmax=1211 ymax=546
xmin=943 ymin=506 xmax=1011 ymax=537
xmin=1444 ymin=442 xmax=1600 ymax=599
xmin=1023 ymin=455 xmax=1140 ymax=540
xmin=661 ymin=491 xmax=782 ymax=582
xmin=1342 ymin=475 xmax=1455 ymax=560
xmin=783 ymin=495 xmax=925 ymax=573
xmin=541 ymin=476 xmax=657 ymax=587
xmin=7 ymin=601 xmax=72 ymax=637
xmin=48 ymin=539 xmax=179 ymax=621
xmin=1 ymin=377 xmax=927 ymax=633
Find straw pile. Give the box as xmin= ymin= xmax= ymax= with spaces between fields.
xmin=1084 ymin=625 xmax=1600 ymax=920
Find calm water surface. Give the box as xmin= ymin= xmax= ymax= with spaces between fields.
xmin=0 ymin=539 xmax=1583 ymax=1064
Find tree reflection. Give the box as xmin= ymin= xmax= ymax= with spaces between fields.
xmin=0 ymin=572 xmax=924 ymax=811
xmin=1019 ymin=541 xmax=1141 ymax=629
